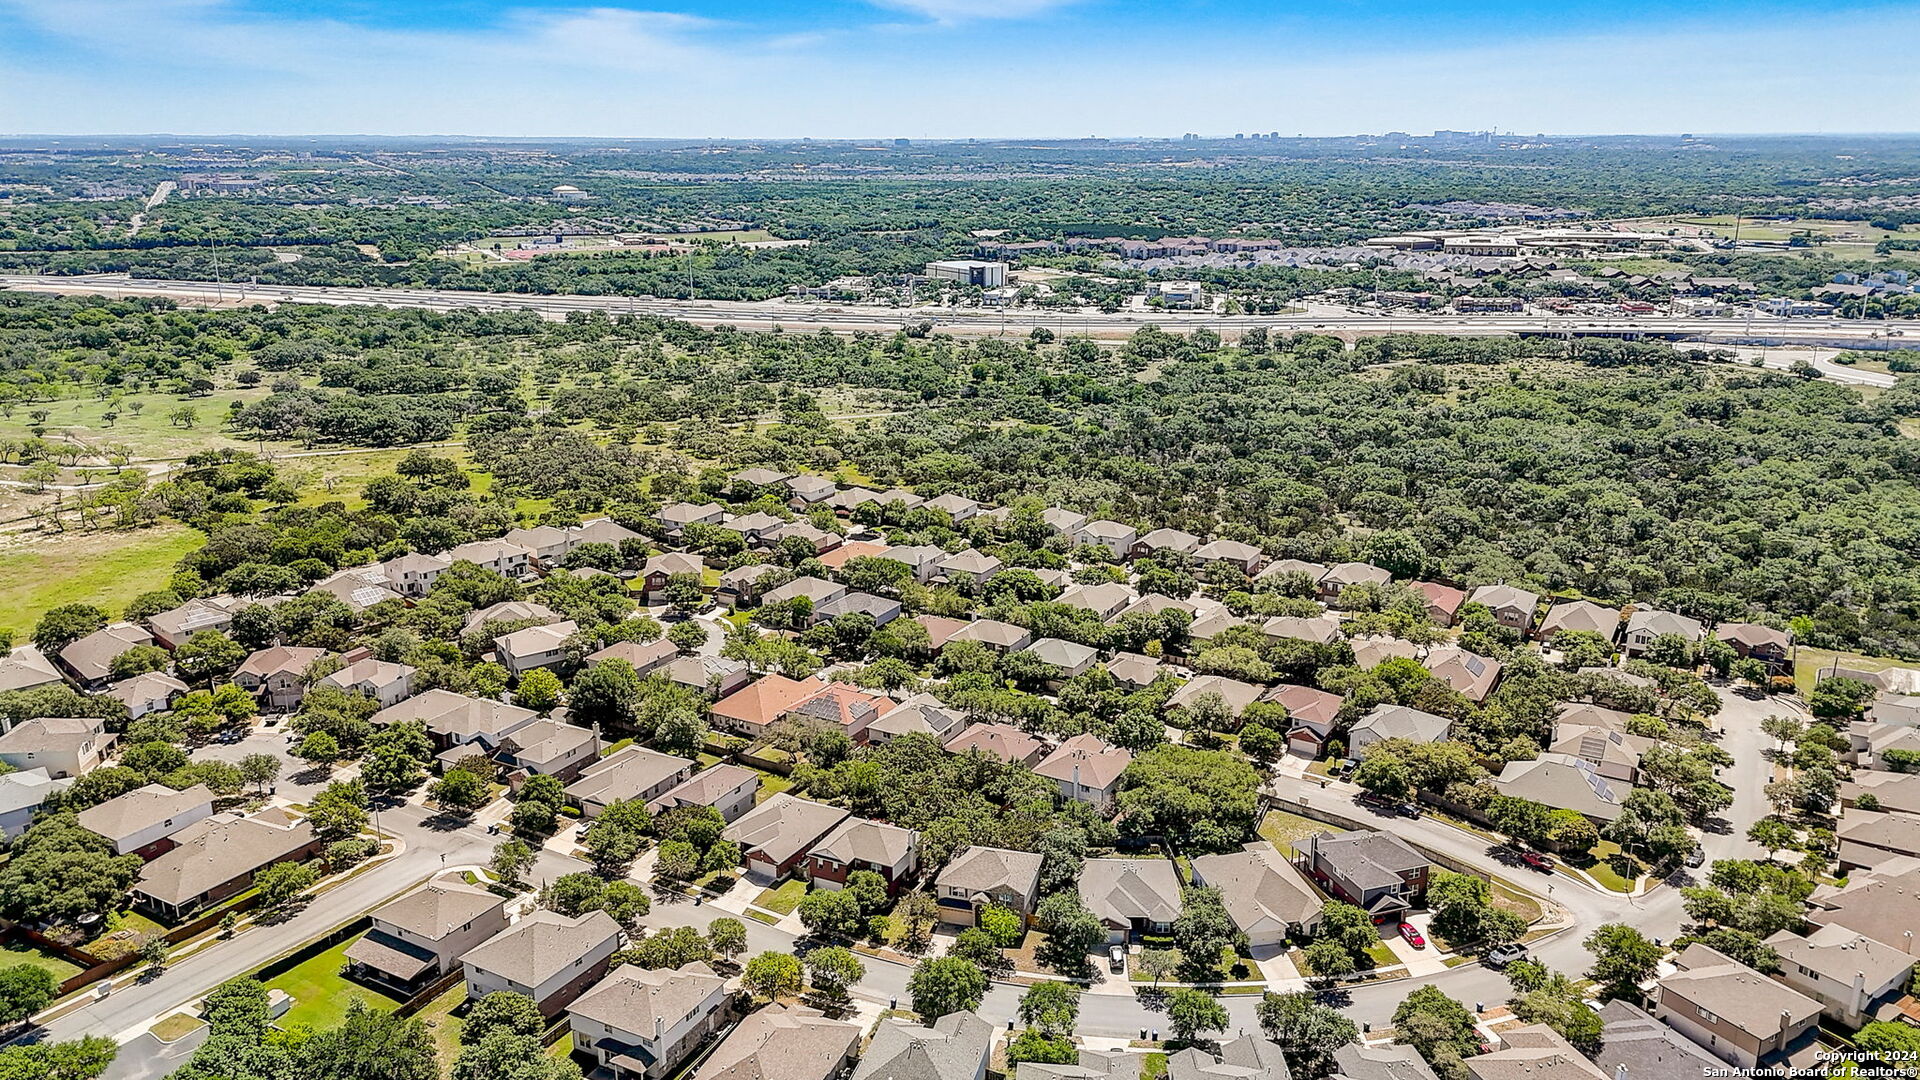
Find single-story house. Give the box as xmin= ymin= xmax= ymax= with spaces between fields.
xmin=1191 ymin=843 xmax=1323 ymax=947
xmin=131 ymin=808 xmax=321 ymax=920
xmin=567 ymin=746 xmax=696 ymax=817
xmin=1078 ymin=857 xmax=1183 ymax=943
xmin=646 ymin=764 xmax=760 ymax=823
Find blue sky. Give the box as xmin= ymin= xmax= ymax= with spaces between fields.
xmin=1 ymin=0 xmax=1915 ymax=137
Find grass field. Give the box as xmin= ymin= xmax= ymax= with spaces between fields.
xmin=1795 ymin=647 xmax=1920 ymax=695
xmin=1 ymin=940 xmax=83 ymax=982
xmin=413 ymin=983 xmax=467 ymax=1069
xmin=150 ymin=1013 xmax=205 ymax=1042
xmin=262 ymin=934 xmax=403 ymax=1031
xmin=1258 ymin=809 xmax=1339 ymax=856
xmin=0 ymin=523 xmax=201 ymax=634
xmin=0 ymin=388 xmax=278 ymax=463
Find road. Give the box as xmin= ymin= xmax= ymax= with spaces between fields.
xmin=5 ymin=274 xmax=1920 ymax=349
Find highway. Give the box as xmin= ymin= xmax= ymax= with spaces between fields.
xmin=6 ymin=274 xmax=1920 ymax=348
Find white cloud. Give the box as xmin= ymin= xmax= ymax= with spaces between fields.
xmin=865 ymin=0 xmax=1079 ymax=24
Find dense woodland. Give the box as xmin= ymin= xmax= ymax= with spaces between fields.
xmin=7 ymin=292 xmax=1920 ymax=659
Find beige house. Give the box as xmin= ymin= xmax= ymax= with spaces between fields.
xmin=0 ymin=715 xmax=115 ymax=778
xmin=646 ymin=764 xmax=760 ymax=823
xmin=1536 ymin=600 xmax=1622 ymax=642
xmin=495 ymin=620 xmax=579 ymax=676
xmin=131 ymin=809 xmax=321 ymax=920
xmin=1653 ymin=944 xmax=1822 ymax=1071
xmin=1034 ymin=734 xmax=1132 ymax=812
xmin=1764 ymin=924 xmax=1916 ymax=1029
xmin=346 ymin=879 xmax=509 ymax=994
xmin=77 ymin=783 xmax=214 ymax=859
xmin=58 ymin=623 xmax=155 ymax=688
xmin=461 ymin=910 xmax=623 ymax=1016
xmin=1191 ymin=844 xmax=1323 ymax=948
xmin=104 ymin=671 xmax=189 ymax=719
xmin=318 ymin=658 xmax=417 ymax=708
xmin=235 ymin=645 xmax=331 ymax=710
xmin=568 ymin=962 xmax=732 ymax=1080
xmin=1078 ymin=857 xmax=1182 ymax=943
xmin=690 ymin=1003 xmax=859 ymax=1080
xmin=567 ymin=747 xmax=695 ymax=818
xmin=1467 ymin=584 xmax=1539 ymax=633
xmin=934 ymin=846 xmax=1043 ymax=927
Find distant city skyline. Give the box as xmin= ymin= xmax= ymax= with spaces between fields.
xmin=2 ymin=0 xmax=1917 ymax=138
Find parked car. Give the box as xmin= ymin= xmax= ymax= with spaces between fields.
xmin=1398 ymin=923 xmax=1426 ymax=948
xmin=1685 ymin=845 xmax=1706 ymax=868
xmin=1485 ymin=943 xmax=1528 ymax=969
xmin=1108 ymin=946 xmax=1126 ymax=974
xmin=1520 ymin=851 xmax=1554 ymax=872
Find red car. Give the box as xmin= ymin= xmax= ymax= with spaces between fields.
xmin=1520 ymin=852 xmax=1554 ymax=872
xmin=1398 ymin=922 xmax=1426 ymax=948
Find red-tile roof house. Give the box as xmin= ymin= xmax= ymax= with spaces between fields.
xmin=709 ymin=675 xmax=826 ymax=738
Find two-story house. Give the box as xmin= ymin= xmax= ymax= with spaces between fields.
xmin=804 ymin=817 xmax=921 ymax=894
xmin=1298 ymin=830 xmax=1429 ymax=926
xmin=567 ymin=962 xmax=732 ymax=1080
xmin=0 ymin=715 xmax=115 ymax=778
xmin=1033 ymin=735 xmax=1132 ymax=813
xmin=566 ymin=746 xmax=695 ymax=818
xmin=76 ymin=783 xmax=215 ymax=859
xmin=1653 ymin=944 xmax=1822 ymax=1071
xmin=933 ymin=845 xmax=1043 ymax=928
xmin=234 ymin=645 xmax=331 ymax=711
xmin=346 ymin=879 xmax=510 ymax=995
xmin=460 ymin=910 xmax=623 ymax=1016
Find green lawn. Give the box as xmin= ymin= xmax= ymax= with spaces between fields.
xmin=0 ymin=524 xmax=202 ymax=633
xmin=413 ymin=983 xmax=467 ymax=1070
xmin=1 ymin=940 xmax=83 ymax=982
xmin=1258 ymin=809 xmax=1339 ymax=856
xmin=261 ymin=933 xmax=403 ymax=1031
xmin=1794 ymin=647 xmax=1919 ymax=696
xmin=150 ymin=1013 xmax=206 ymax=1042
xmin=755 ymin=879 xmax=807 ymax=915
xmin=1364 ymin=943 xmax=1399 ymax=968
xmin=0 ymin=387 xmax=276 ymax=461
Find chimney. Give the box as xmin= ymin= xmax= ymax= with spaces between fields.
xmin=655 ymin=1015 xmax=664 ymax=1040
xmin=1072 ymin=764 xmax=1081 ymax=788
xmin=1854 ymin=970 xmax=1868 ymax=1015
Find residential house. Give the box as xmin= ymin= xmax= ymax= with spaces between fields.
xmin=461 ymin=909 xmax=624 ymax=1016
xmin=0 ymin=769 xmax=67 ymax=839
xmin=828 ymin=488 xmax=881 ymax=516
xmin=131 ymin=808 xmax=321 ymax=920
xmin=587 ymin=640 xmax=680 ymax=679
xmin=1318 ymin=563 xmax=1391 ymax=601
xmin=372 ymin=689 xmax=540 ymax=757
xmin=815 ymin=540 xmax=892 ymax=573
xmin=568 ymin=962 xmax=731 ymax=1080
xmin=731 ymin=468 xmax=792 ymax=491
xmin=948 ymin=619 xmax=1031 ymax=653
xmin=1716 ymin=622 xmax=1793 ymax=669
xmin=813 ymin=592 xmax=903 ymax=627
xmin=1256 ymin=560 xmax=1327 ymax=587
xmin=1589 ymin=1000 xmax=1722 ymax=1080
xmin=1764 ymin=924 xmax=1917 ymax=1028
xmin=1079 ymin=520 xmax=1138 ymax=560
xmin=565 ymin=517 xmax=640 ymax=554
xmin=1549 ymin=724 xmax=1652 ymax=785
xmin=312 ymin=567 xmax=404 ymax=613
xmin=234 ymin=645 xmax=330 ymax=710
xmin=1167 ymin=675 xmax=1263 ymax=720
xmin=495 ymin=620 xmax=578 ymax=676
xmin=1421 ymin=646 xmax=1502 ymax=702
xmin=668 ymin=655 xmax=753 ymax=699
xmin=1556 ymin=702 xmax=1637 ymax=733
xmin=724 ymin=794 xmax=852 ymax=883
xmin=690 ymin=1003 xmax=859 ymax=1080
xmin=1191 ymin=539 xmax=1262 ymax=575
xmin=1104 ymin=652 xmax=1163 ymax=689
xmin=710 ymin=675 xmax=827 ymax=738
xmin=1494 ymin=754 xmax=1624 ymax=824
xmin=1078 ymin=857 xmax=1183 ymax=943
xmin=58 ymin=623 xmax=155 ymax=688
xmin=1464 ymin=1023 xmax=1607 ymax=1080
xmin=943 ymin=723 xmax=1047 ymax=766
xmin=1408 ymin=582 xmax=1467 ymax=627
xmin=938 ymin=549 xmax=1003 ymax=587
xmin=851 ymin=1013 xmax=992 ymax=1080
xmin=658 ymin=502 xmax=726 ymax=534
xmin=502 ymin=525 xmax=573 ymax=567
xmin=785 ymin=683 xmax=887 ymax=743
xmin=1261 ymin=684 xmax=1343 ymax=758
xmin=1329 ymin=1044 xmax=1440 ymax=1080
xmin=447 ymin=538 xmax=534 ymax=578
xmin=1350 ymin=636 xmax=1420 ymax=671
xmin=496 ymin=720 xmax=600 ymax=781
xmin=104 ymin=671 xmax=188 ymax=719
xmin=784 ymin=475 xmax=837 ymax=505
xmin=1298 ymin=830 xmax=1429 ymax=924
xmin=1057 ymin=583 xmax=1135 ymax=622
xmin=0 ymin=715 xmax=114 ymax=778
xmin=1842 ymin=771 xmax=1920 ymax=815
xmin=1624 ymin=609 xmax=1707 ymax=655
xmin=924 ymin=494 xmax=981 ymax=524
xmin=888 ymin=545 xmax=947 ymax=584
xmin=146 ymin=597 xmax=242 ymax=649
xmin=1037 ymin=506 xmax=1087 ymax=540
xmin=1653 ymin=944 xmax=1822 ymax=1071
xmin=876 ymin=488 xmax=926 ymax=511
xmin=1191 ymin=844 xmax=1323 ymax=948
xmin=1348 ymin=705 xmax=1451 ymax=755
xmin=566 ymin=747 xmax=696 ymax=818
xmin=77 ymin=783 xmax=215 ymax=859
xmin=346 ymin=880 xmax=510 ymax=995
xmin=1467 ymin=585 xmax=1539 ymax=634
xmin=805 ymin=817 xmax=921 ymax=893
xmin=1836 ymin=809 xmax=1920 ymax=871
xmin=639 ymin=553 xmax=706 ymax=600
xmin=934 ymin=846 xmax=1043 ymax=927
xmin=0 ymin=647 xmax=63 ymax=694
xmin=769 ymin=520 xmax=840 ymax=556
xmin=724 ymin=512 xmax=786 ymax=548
xmin=1167 ymin=1037 xmax=1295 ymax=1080
xmin=1023 ymin=638 xmax=1099 ymax=681
xmin=1536 ymin=600 xmax=1622 ymax=642
xmin=867 ymin=694 xmax=968 ymax=745
xmin=718 ymin=565 xmax=789 ymax=606
xmin=1262 ymin=615 xmax=1342 ymax=646
xmin=1806 ymin=858 xmax=1920 ymax=947
xmin=761 ymin=577 xmax=847 ymax=610
xmin=1034 ymin=734 xmax=1132 ymax=812
xmin=1133 ymin=528 xmax=1200 ymax=557
xmin=1111 ymin=593 xmax=1195 ymax=627
xmin=916 ymin=615 xmax=970 ymax=651
xmin=462 ymin=600 xmax=558 ymax=636
xmin=318 ymin=658 xmax=416 ymax=708
xmin=646 ymin=764 xmax=760 ymax=823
